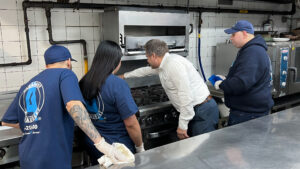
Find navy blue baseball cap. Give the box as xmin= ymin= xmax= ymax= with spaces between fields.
xmin=44 ymin=45 xmax=77 ymax=65
xmin=224 ymin=20 xmax=254 ymax=34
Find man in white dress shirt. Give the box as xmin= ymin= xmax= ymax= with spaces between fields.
xmin=120 ymin=39 xmax=219 ymax=140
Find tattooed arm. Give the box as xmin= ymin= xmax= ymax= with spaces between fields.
xmin=66 ymin=100 xmax=135 ymax=163
xmin=66 ymin=100 xmax=102 ymax=143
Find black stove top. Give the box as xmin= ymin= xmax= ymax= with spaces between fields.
xmin=130 ymin=85 xmax=179 ymax=150
xmin=131 ymin=85 xmax=169 ymax=107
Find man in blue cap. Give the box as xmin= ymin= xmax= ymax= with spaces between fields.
xmin=210 ymin=20 xmax=274 ymax=126
xmin=1 ymin=45 xmax=134 ymax=169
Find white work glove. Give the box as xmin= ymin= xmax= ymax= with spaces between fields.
xmin=216 ymin=75 xmax=226 ymax=80
xmin=214 ymin=80 xmax=223 ymax=90
xmin=135 ymin=143 xmax=145 ymax=153
xmin=95 ymin=138 xmax=135 ymax=168
xmin=98 ymin=160 xmax=135 ymax=169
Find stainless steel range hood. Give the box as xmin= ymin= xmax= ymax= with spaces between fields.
xmin=102 ymin=7 xmax=190 ymax=61
xmin=102 ymin=7 xmax=190 ymax=88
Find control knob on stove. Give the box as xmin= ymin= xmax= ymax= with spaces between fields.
xmin=164 ymin=113 xmax=171 ymax=122
xmin=172 ymin=111 xmax=178 ymax=118
xmin=0 ymin=148 xmax=6 ymax=160
xmin=146 ymin=116 xmax=153 ymax=125
xmin=140 ymin=117 xmax=146 ymax=127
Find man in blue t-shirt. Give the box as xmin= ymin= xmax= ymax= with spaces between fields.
xmin=1 ymin=45 xmax=134 ymax=169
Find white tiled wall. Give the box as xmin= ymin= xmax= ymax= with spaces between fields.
xmin=0 ymin=0 xmax=295 ymax=92
xmin=191 ymin=12 xmax=291 ymax=78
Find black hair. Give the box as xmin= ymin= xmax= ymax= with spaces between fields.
xmin=79 ymin=40 xmax=122 ymax=101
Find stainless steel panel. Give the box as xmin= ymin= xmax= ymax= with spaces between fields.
xmin=121 ymin=55 xmax=147 ymax=60
xmin=138 ymin=101 xmax=172 ymax=116
xmin=0 ymin=127 xmax=22 ymax=165
xmin=103 ymin=7 xmax=190 ymax=88
xmin=215 ymin=41 xmax=300 ymax=98
xmin=0 ymin=144 xmax=19 ymax=165
xmin=0 ymin=91 xmax=17 ymax=120
xmin=86 ymin=106 xmax=300 ymax=169
xmin=125 ymin=36 xmax=185 ymax=51
xmin=287 ymin=42 xmax=300 ymax=94
xmin=118 ymin=9 xmax=189 ymax=26
xmin=215 ymin=43 xmax=239 ymax=75
xmin=0 ymin=127 xmax=22 ymax=147
xmin=102 ymin=7 xmax=189 ymax=61
xmin=102 ymin=10 xmax=120 ymax=46
xmin=216 ymin=43 xmax=275 ymax=75
xmin=125 ymin=50 xmax=185 ymax=56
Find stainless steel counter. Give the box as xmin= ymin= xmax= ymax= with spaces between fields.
xmin=0 ymin=127 xmax=22 ymax=147
xmin=0 ymin=126 xmax=22 ymax=165
xmin=0 ymin=91 xmax=22 ymax=165
xmin=86 ymin=106 xmax=300 ymax=169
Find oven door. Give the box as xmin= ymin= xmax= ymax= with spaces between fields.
xmin=287 ymin=44 xmax=300 ymax=95
xmin=142 ymin=123 xmax=179 ymax=150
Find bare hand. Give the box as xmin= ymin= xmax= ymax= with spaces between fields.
xmin=176 ymin=128 xmax=189 ymax=140
xmin=118 ymin=74 xmax=125 ymax=79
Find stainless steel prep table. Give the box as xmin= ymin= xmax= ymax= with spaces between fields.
xmin=0 ymin=127 xmax=22 ymax=147
xmin=0 ymin=127 xmax=22 ymax=164
xmin=86 ymin=106 xmax=300 ymax=169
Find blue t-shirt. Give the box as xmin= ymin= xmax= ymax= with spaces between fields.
xmin=85 ymin=74 xmax=138 ymax=151
xmin=2 ymin=68 xmax=84 ymax=169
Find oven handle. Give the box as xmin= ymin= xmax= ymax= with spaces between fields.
xmin=166 ymin=41 xmax=176 ymax=48
xmin=147 ymin=128 xmax=176 ymax=139
xmin=136 ymin=41 xmax=177 ymax=48
xmin=288 ymin=67 xmax=297 ymax=82
xmin=126 ymin=48 xmax=185 ymax=55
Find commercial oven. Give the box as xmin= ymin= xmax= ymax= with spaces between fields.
xmin=0 ymin=91 xmax=21 ymax=167
xmin=216 ymin=40 xmax=300 ymax=98
xmin=102 ymin=7 xmax=190 ymax=149
xmin=102 ymin=6 xmax=189 ymax=61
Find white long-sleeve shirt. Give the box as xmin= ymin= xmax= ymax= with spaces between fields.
xmin=124 ymin=53 xmax=210 ymax=130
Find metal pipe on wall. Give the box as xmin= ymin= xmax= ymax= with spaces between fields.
xmin=0 ymin=3 xmax=32 ymax=67
xmin=0 ymin=1 xmax=295 ymax=67
xmin=197 ymin=12 xmax=207 ymax=81
xmin=45 ymin=8 xmax=88 ymax=73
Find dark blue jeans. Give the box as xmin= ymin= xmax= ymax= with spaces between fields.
xmin=228 ymin=110 xmax=270 ymax=126
xmin=187 ymin=98 xmax=219 ymax=136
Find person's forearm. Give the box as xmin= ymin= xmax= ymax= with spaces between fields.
xmin=1 ymin=122 xmax=20 ymax=129
xmin=124 ymin=67 xmax=158 ymax=79
xmin=66 ymin=100 xmax=102 ymax=143
xmin=126 ymin=124 xmax=143 ymax=147
xmin=124 ymin=115 xmax=143 ymax=146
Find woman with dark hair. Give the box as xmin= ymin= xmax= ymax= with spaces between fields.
xmin=79 ymin=40 xmax=144 ymax=165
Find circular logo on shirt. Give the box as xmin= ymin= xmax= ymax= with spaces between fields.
xmin=19 ymin=81 xmax=45 ymax=123
xmin=86 ymin=94 xmax=106 ymax=121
